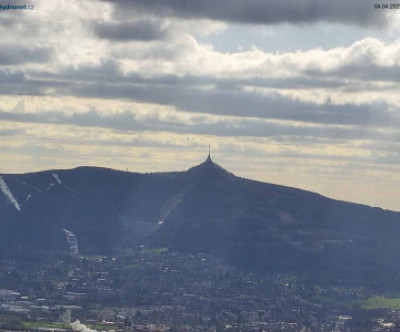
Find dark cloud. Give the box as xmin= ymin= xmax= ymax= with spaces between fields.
xmin=104 ymin=0 xmax=388 ymax=27
xmin=0 ymin=69 xmax=70 ymax=96
xmin=122 ymin=72 xmax=348 ymax=90
xmin=70 ymin=80 xmax=398 ymax=128
xmin=0 ymin=70 xmax=25 ymax=84
xmin=0 ymin=57 xmax=399 ymax=131
xmin=0 ymin=108 xmax=399 ymax=144
xmin=0 ymin=45 xmax=51 ymax=65
xmin=0 ymin=65 xmax=397 ymax=129
xmin=93 ymin=19 xmax=169 ymax=41
xmin=0 ymin=110 xmax=140 ymax=130
xmin=39 ymin=63 xmax=348 ymax=89
xmin=57 ymin=60 xmax=123 ymax=81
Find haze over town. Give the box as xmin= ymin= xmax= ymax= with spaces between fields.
xmin=1 ymin=0 xmax=400 ymax=210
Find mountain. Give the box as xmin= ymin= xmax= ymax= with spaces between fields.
xmin=1 ymin=156 xmax=400 ymax=288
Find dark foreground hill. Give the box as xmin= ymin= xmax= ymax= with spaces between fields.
xmin=1 ymin=156 xmax=400 ymax=288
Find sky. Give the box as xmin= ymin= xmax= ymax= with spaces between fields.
xmin=1 ymin=0 xmax=400 ymax=211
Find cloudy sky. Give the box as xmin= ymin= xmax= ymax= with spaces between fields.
xmin=1 ymin=0 xmax=400 ymax=211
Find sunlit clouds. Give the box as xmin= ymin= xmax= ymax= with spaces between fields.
xmin=1 ymin=0 xmax=400 ymax=210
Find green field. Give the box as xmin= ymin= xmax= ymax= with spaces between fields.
xmin=141 ymin=247 xmax=168 ymax=255
xmin=361 ymin=296 xmax=400 ymax=310
xmin=310 ymin=294 xmax=400 ymax=310
xmin=22 ymin=321 xmax=71 ymax=329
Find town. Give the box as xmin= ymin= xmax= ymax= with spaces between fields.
xmin=0 ymin=248 xmax=399 ymax=332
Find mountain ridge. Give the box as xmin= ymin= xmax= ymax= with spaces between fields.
xmin=1 ymin=160 xmax=390 ymax=212
xmin=1 ymin=157 xmax=400 ymax=288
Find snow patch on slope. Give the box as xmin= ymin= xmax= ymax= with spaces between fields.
xmin=52 ymin=173 xmax=62 ymax=184
xmin=20 ymin=181 xmax=41 ymax=192
xmin=63 ymin=184 xmax=82 ymax=195
xmin=0 ymin=176 xmax=21 ymax=211
xmin=62 ymin=229 xmax=79 ymax=256
xmin=46 ymin=183 xmax=56 ymax=190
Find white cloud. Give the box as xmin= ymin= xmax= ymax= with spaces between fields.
xmin=0 ymin=0 xmax=399 ymax=210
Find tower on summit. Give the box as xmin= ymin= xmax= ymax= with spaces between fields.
xmin=206 ymin=144 xmax=212 ymax=162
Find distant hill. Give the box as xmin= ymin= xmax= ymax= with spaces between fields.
xmin=2 ymin=156 xmax=400 ymax=288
